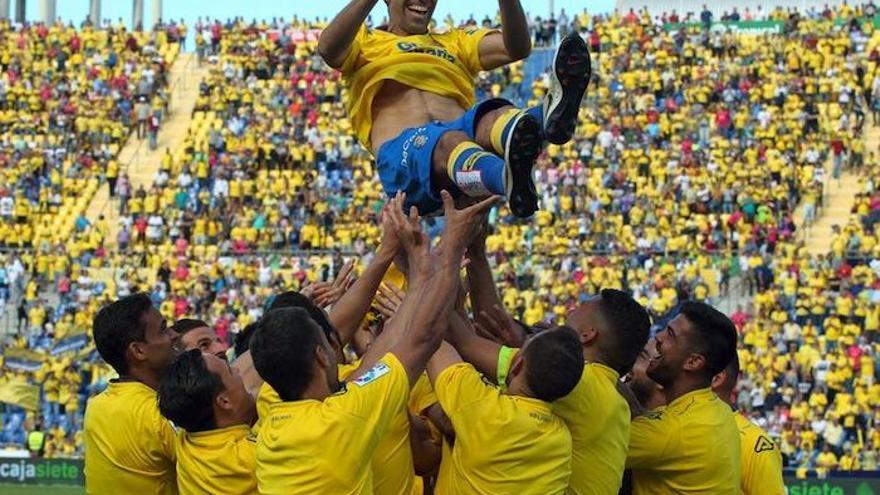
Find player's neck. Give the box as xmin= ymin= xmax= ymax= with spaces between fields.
xmin=662 ymin=376 xmax=710 ymax=405
xmin=300 ymin=378 xmax=333 ymax=402
xmin=121 ymin=368 xmax=161 ymax=391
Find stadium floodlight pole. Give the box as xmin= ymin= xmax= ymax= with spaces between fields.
xmin=152 ymin=0 xmax=162 ymax=28
xmin=549 ymin=0 xmax=554 ymax=18
xmin=14 ymin=0 xmax=23 ymax=23
xmin=0 ymin=0 xmax=8 ymax=20
xmin=132 ymin=0 xmax=144 ymax=31
xmin=38 ymin=0 xmax=55 ymax=25
xmin=89 ymin=0 xmax=101 ymax=26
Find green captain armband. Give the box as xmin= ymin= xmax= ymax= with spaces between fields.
xmin=496 ymin=345 xmax=516 ymax=392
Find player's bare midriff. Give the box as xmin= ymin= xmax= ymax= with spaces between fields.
xmin=370 ymin=79 xmax=466 ymax=154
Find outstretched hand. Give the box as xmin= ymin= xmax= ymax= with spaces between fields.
xmin=387 ymin=192 xmax=428 ymax=257
xmin=440 ymin=191 xmax=500 ymax=257
xmin=474 ymin=304 xmax=526 ymax=348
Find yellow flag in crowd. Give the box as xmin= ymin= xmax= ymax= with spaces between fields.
xmin=0 ymin=377 xmax=40 ymax=411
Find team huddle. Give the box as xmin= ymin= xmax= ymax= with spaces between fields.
xmin=82 ymin=0 xmax=787 ymax=493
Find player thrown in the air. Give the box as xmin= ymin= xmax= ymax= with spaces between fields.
xmin=318 ymin=0 xmax=591 ymax=218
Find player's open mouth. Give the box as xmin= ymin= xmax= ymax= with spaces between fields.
xmin=407 ymin=4 xmax=429 ymax=16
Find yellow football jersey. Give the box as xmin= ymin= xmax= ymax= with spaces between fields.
xmin=340 ymin=25 xmax=495 ymax=150
xmin=255 ymin=353 xmax=409 ymax=495
xmin=253 ymin=360 xmax=361 ymax=433
xmin=627 ymin=388 xmax=740 ymax=494
xmin=175 ymin=425 xmax=257 ymax=495
xmin=735 ymin=413 xmax=784 ymax=495
xmin=433 ymin=363 xmax=572 ymax=495
xmin=556 ymin=363 xmax=630 ymax=495
xmin=499 ymin=349 xmax=629 ymax=495
xmin=84 ymin=381 xmax=177 ymax=495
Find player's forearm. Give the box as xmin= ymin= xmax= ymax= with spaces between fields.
xmin=329 ymin=248 xmax=396 ymax=346
xmin=466 ymin=249 xmax=502 ymax=320
xmin=317 ymin=0 xmax=377 ymax=68
xmin=446 ymin=311 xmax=501 ymax=379
xmin=497 ymin=0 xmax=531 ymax=60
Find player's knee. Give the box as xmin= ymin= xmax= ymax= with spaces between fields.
xmin=432 ymin=131 xmax=469 ymax=170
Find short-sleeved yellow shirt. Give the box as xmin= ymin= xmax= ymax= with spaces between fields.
xmin=736 ymin=413 xmax=784 ymax=495
xmin=433 ymin=362 xmax=572 ymax=495
xmin=255 ymin=353 xmax=409 ymax=495
xmin=84 ymin=381 xmax=177 ymax=495
xmin=175 ymin=424 xmax=257 ymax=495
xmin=627 ymin=388 xmax=740 ymax=494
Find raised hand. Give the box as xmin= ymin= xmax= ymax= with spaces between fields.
xmin=387 ymin=192 xmax=428 ymax=257
xmin=373 ymin=282 xmax=405 ymax=319
xmin=474 ymin=304 xmax=526 ymax=348
xmin=440 ymin=190 xmax=501 ymax=257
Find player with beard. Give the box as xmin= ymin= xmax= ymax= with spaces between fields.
xmin=624 ymin=301 xmax=740 ymax=494
xmin=625 ymin=339 xmax=665 ymax=412
xmin=84 ymin=293 xmax=182 ymax=495
xmin=318 ymin=0 xmax=592 ymax=218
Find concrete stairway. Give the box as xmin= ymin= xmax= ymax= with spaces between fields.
xmin=83 ymin=52 xmax=208 ymax=248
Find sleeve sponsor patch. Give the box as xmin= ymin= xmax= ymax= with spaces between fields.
xmin=754 ymin=435 xmax=775 ymax=453
xmin=351 ymin=362 xmax=391 ymax=387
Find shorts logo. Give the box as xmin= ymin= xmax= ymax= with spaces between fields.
xmin=754 ymin=436 xmax=775 ymax=453
xmin=351 ymin=362 xmax=391 ymax=387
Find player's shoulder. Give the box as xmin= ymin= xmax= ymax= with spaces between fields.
xmin=735 ymin=414 xmax=777 ymax=454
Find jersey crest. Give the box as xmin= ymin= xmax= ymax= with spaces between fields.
xmin=754 ymin=435 xmax=775 ymax=453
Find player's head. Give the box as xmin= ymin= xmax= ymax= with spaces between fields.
xmin=250 ymin=307 xmax=339 ymax=402
xmin=627 ymin=338 xmax=664 ymax=409
xmin=648 ymin=301 xmax=737 ymax=389
xmin=267 ymin=291 xmax=344 ymax=362
xmin=173 ymin=318 xmax=227 ymax=360
xmin=508 ymin=326 xmax=584 ymax=402
xmin=565 ymin=289 xmax=651 ymax=375
xmin=93 ymin=293 xmax=180 ymax=378
xmin=385 ymin=0 xmax=435 ymax=35
xmin=711 ymin=349 xmax=740 ymax=407
xmin=158 ymin=350 xmax=256 ymax=433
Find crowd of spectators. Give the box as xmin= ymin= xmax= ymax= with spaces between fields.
xmin=0 ymin=5 xmax=877 ymax=474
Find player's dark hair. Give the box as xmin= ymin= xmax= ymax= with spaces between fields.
xmin=93 ymin=293 xmax=153 ymax=375
xmin=250 ymin=307 xmax=324 ymax=402
xmin=523 ymin=326 xmax=584 ymax=402
xmin=717 ymin=346 xmax=740 ymax=393
xmin=171 ymin=318 xmax=210 ymax=335
xmin=679 ymin=301 xmax=737 ymax=378
xmin=596 ymin=288 xmax=651 ymax=375
xmin=234 ymin=322 xmax=257 ymax=357
xmin=158 ymin=349 xmax=222 ymax=433
xmin=268 ymin=291 xmax=338 ymax=344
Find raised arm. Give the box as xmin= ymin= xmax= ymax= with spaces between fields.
xmin=445 ymin=311 xmax=503 ymax=381
xmin=465 ymin=223 xmax=503 ymax=320
xmin=350 ymin=192 xmax=500 ymax=384
xmin=317 ymin=0 xmax=377 ymax=69
xmin=479 ymin=0 xmax=532 ymax=70
xmin=328 ymin=207 xmax=399 ymax=346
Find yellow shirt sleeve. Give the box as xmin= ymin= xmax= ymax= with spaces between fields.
xmin=333 ymin=352 xmax=410 ymax=426
xmin=340 ymin=25 xmax=368 ymax=74
xmin=456 ymin=28 xmax=499 ymax=74
xmin=738 ymin=415 xmax=785 ymax=495
xmin=626 ymin=409 xmax=677 ymax=469
xmin=434 ymin=362 xmax=495 ymax=416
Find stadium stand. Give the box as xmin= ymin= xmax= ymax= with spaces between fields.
xmin=0 ymin=5 xmax=877 ymax=480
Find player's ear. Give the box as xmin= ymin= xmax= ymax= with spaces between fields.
xmin=579 ymin=326 xmax=598 ymax=346
xmin=315 ymin=344 xmax=331 ymax=369
xmin=128 ymin=341 xmax=147 ymax=364
xmin=215 ymin=389 xmax=232 ymax=411
xmin=683 ymin=353 xmax=706 ymax=373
